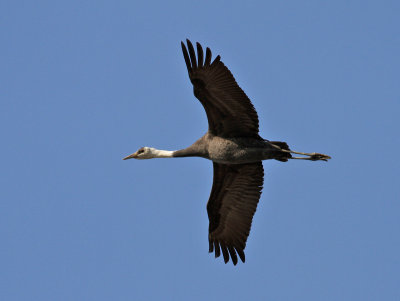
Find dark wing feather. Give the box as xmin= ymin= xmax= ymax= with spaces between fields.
xmin=207 ymin=162 xmax=264 ymax=265
xmin=181 ymin=40 xmax=260 ymax=138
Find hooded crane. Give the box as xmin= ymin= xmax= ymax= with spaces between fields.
xmin=124 ymin=40 xmax=331 ymax=265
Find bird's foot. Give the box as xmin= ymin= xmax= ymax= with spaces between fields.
xmin=271 ymin=144 xmax=331 ymax=162
xmin=284 ymin=150 xmax=331 ymax=161
xmin=308 ymin=152 xmax=331 ymax=161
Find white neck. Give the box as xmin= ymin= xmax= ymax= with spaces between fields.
xmin=151 ymin=148 xmax=174 ymax=158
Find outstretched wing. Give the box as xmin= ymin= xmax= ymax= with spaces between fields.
xmin=207 ymin=162 xmax=264 ymax=265
xmin=181 ymin=39 xmax=260 ymax=138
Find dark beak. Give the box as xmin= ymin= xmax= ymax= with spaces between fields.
xmin=123 ymin=152 xmax=138 ymax=160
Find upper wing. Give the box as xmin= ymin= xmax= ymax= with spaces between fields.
xmin=207 ymin=162 xmax=264 ymax=265
xmin=181 ymin=39 xmax=260 ymax=138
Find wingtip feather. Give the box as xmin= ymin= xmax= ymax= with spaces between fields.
xmin=228 ymin=246 xmax=238 ymax=265
xmin=214 ymin=241 xmax=221 ymax=258
xmin=181 ymin=41 xmax=192 ymax=73
xmin=220 ymin=243 xmax=230 ymax=264
xmin=205 ymin=47 xmax=212 ymax=66
xmin=196 ymin=42 xmax=204 ymax=68
xmin=186 ymin=39 xmax=197 ymax=69
xmin=237 ymin=249 xmax=246 ymax=263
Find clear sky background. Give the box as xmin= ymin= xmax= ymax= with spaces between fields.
xmin=1 ymin=1 xmax=399 ymax=300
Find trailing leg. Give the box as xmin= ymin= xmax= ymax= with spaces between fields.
xmin=270 ymin=142 xmax=331 ymax=162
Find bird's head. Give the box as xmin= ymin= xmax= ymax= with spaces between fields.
xmin=123 ymin=147 xmax=156 ymax=160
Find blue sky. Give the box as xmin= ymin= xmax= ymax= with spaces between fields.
xmin=1 ymin=1 xmax=399 ymax=300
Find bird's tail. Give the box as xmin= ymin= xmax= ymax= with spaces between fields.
xmin=270 ymin=141 xmax=292 ymax=162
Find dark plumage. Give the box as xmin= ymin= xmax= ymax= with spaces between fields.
xmin=181 ymin=40 xmax=259 ymax=138
xmin=124 ymin=40 xmax=331 ymax=265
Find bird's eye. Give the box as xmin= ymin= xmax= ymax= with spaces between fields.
xmin=138 ymin=149 xmax=144 ymax=154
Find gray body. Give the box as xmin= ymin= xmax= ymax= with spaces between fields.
xmin=174 ymin=133 xmax=283 ymax=164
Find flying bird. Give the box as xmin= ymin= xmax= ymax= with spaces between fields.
xmin=124 ymin=40 xmax=331 ymax=265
